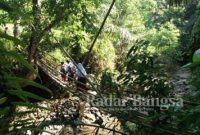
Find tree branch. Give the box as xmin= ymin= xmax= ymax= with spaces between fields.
xmin=39 ymin=15 xmax=65 ymax=38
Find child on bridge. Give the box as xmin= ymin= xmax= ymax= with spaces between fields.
xmin=65 ymin=60 xmax=76 ymax=82
xmin=76 ymin=62 xmax=87 ymax=91
xmin=60 ymin=62 xmax=67 ymax=82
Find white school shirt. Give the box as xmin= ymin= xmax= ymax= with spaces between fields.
xmin=65 ymin=62 xmax=72 ymax=72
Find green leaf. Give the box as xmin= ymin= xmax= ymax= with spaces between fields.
xmin=0 ymin=97 xmax=7 ymax=105
xmin=1 ymin=50 xmax=36 ymax=74
xmin=0 ymin=32 xmax=25 ymax=46
xmin=182 ymin=62 xmax=193 ymax=68
xmin=0 ymin=1 xmax=13 ymax=12
xmin=0 ymin=107 xmax=10 ymax=116
xmin=183 ymin=49 xmax=200 ymax=69
xmin=4 ymin=76 xmax=52 ymax=95
xmin=8 ymin=90 xmax=45 ymax=101
xmin=192 ymin=49 xmax=200 ymax=64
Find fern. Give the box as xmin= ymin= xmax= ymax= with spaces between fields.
xmin=0 ymin=36 xmax=52 ymax=134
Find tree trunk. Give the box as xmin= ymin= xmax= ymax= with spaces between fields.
xmin=28 ymin=30 xmax=38 ymax=65
xmin=28 ymin=0 xmax=41 ymax=65
xmin=13 ymin=20 xmax=19 ymax=38
xmin=26 ymin=0 xmax=41 ymax=81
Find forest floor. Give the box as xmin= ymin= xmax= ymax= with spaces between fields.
xmin=169 ymin=66 xmax=190 ymax=96
xmin=15 ymin=96 xmax=122 ymax=135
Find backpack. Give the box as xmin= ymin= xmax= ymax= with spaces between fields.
xmin=68 ymin=65 xmax=76 ymax=75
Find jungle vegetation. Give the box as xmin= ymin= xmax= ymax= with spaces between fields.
xmin=0 ymin=0 xmax=200 ymax=134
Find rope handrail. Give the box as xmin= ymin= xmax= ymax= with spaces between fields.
xmin=39 ymin=57 xmax=200 ymax=107
xmin=38 ymin=59 xmax=91 ymax=89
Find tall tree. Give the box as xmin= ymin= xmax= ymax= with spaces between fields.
xmin=28 ymin=0 xmax=41 ymax=65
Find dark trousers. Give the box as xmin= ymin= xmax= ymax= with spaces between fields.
xmin=68 ymin=74 xmax=74 ymax=82
xmin=61 ymin=74 xmax=66 ymax=81
xmin=77 ymin=77 xmax=87 ymax=91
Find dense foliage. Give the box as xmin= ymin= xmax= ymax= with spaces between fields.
xmin=1 ymin=0 xmax=200 ymax=134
